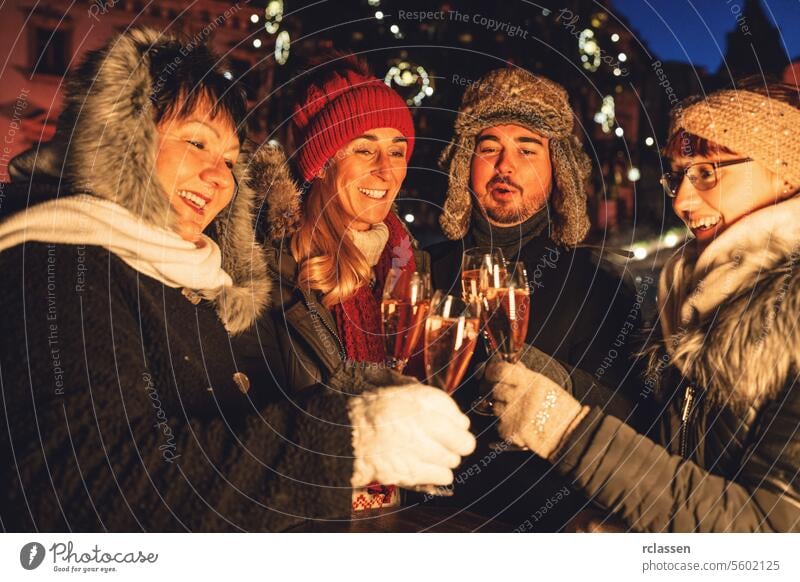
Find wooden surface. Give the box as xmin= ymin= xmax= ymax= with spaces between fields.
xmin=288 ymin=506 xmax=513 ymax=533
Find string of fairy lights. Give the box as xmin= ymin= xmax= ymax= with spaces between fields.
xmin=240 ymin=2 xmax=683 ymax=251
xmin=250 ymin=1 xmax=289 ymax=65
xmin=249 ymin=1 xmax=436 ymax=106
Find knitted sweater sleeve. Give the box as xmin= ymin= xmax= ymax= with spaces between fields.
xmin=552 ymin=405 xmax=800 ymax=532
xmin=0 ymin=245 xmax=354 ymax=532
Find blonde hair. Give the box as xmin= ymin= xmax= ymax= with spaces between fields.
xmin=290 ymin=171 xmax=373 ymax=308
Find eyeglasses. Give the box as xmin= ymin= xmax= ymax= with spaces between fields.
xmin=660 ymin=158 xmax=753 ymax=198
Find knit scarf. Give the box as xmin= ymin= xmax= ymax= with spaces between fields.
xmin=659 ymin=196 xmax=800 ymax=351
xmin=332 ymin=212 xmax=416 ymax=364
xmin=0 ymin=194 xmax=233 ymax=294
xmin=471 ymin=206 xmax=549 ymax=258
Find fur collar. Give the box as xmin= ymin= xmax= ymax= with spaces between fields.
xmin=647 ymin=203 xmax=800 ymax=412
xmin=246 ymin=144 xmax=303 ymax=241
xmin=7 ymin=28 xmax=271 ymax=334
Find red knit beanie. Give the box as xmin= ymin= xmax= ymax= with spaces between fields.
xmin=292 ymin=55 xmax=415 ymax=184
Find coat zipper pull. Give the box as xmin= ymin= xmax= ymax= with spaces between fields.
xmin=679 ymin=385 xmax=695 ymax=458
xmin=681 ymin=386 xmax=695 ymax=423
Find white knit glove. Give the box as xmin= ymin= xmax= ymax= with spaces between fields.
xmin=487 ymin=361 xmax=588 ymax=459
xmin=348 ymin=385 xmax=476 ymax=488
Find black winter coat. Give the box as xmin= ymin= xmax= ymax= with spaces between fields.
xmin=424 ymin=233 xmax=642 ymax=529
xmin=553 ymin=252 xmax=800 ymax=532
xmin=0 ymin=241 xmax=356 ymax=531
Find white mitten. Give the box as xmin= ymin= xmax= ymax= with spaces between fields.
xmin=348 ymin=385 xmax=476 ymax=488
xmin=487 ymin=361 xmax=588 ymax=459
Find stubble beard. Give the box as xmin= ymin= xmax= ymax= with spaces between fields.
xmin=484 ymin=191 xmax=548 ymax=226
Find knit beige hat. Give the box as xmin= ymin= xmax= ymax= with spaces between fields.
xmin=439 ymin=68 xmax=591 ymax=245
xmin=670 ymin=89 xmax=800 ymax=188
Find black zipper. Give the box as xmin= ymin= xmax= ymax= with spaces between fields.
xmin=679 ymin=385 xmax=695 ymax=458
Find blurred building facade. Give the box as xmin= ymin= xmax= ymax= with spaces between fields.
xmin=0 ymin=0 xmax=281 ymax=180
xmin=0 ymin=0 xmax=796 ymax=246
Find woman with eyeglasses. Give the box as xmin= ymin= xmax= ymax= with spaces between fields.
xmin=481 ymin=78 xmax=800 ymax=531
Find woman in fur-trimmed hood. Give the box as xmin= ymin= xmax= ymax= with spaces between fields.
xmin=0 ymin=29 xmax=474 ymax=532
xmin=485 ymin=79 xmax=800 ymax=532
xmin=0 ymin=28 xmax=435 ymax=532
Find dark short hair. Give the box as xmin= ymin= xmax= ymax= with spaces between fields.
xmin=664 ymin=76 xmax=799 ymax=160
xmin=663 ymin=129 xmax=735 ymax=160
xmin=147 ymin=40 xmax=248 ymax=142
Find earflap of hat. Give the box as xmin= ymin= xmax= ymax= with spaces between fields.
xmin=438 ymin=135 xmax=474 ymax=240
xmin=549 ymin=136 xmax=591 ymax=247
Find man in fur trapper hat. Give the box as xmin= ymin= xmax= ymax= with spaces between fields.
xmin=438 ymin=68 xmax=591 ymax=246
xmin=427 ymin=67 xmax=641 ymax=530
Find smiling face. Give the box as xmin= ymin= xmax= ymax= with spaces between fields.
xmin=670 ymin=151 xmax=789 ymax=249
xmin=322 ymin=127 xmax=408 ymax=231
xmin=470 ymin=124 xmax=552 ymax=227
xmin=154 ymin=99 xmax=241 ymax=243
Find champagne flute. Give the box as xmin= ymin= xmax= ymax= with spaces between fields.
xmin=411 ymin=292 xmax=481 ymax=497
xmin=381 ymin=268 xmax=432 ymax=372
xmin=474 ymin=262 xmax=532 ymax=451
xmin=460 ymin=247 xmax=506 ymax=301
xmin=424 ymin=291 xmax=481 ymax=395
xmin=480 ymin=261 xmax=531 ymax=366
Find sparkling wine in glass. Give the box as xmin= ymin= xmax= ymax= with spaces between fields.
xmin=460 ymin=247 xmax=506 ymax=301
xmin=424 ymin=292 xmax=481 ymax=395
xmin=482 ymin=263 xmax=530 ymax=363
xmin=381 ymin=269 xmax=432 ymax=372
xmin=408 ymin=292 xmax=480 ymax=498
xmin=475 ymin=262 xmax=531 ymax=424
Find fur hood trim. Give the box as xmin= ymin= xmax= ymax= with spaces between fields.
xmin=645 ymin=239 xmax=800 ymax=413
xmin=246 ymin=144 xmax=303 ymax=241
xmin=8 ymin=28 xmax=269 ymax=334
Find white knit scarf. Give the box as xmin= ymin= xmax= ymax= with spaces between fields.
xmin=348 ymin=222 xmax=389 ymax=267
xmin=659 ymin=196 xmax=800 ymax=344
xmin=0 ymin=194 xmax=233 ymax=294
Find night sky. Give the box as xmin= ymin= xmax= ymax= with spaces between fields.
xmin=612 ymin=0 xmax=800 ymax=72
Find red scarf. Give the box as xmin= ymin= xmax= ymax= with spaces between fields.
xmin=332 ymin=212 xmax=416 ymax=363
xmin=335 ymin=213 xmax=416 ymax=511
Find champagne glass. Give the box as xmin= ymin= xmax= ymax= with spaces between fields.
xmin=423 ymin=291 xmax=481 ymax=395
xmin=381 ymin=268 xmax=432 ymax=372
xmin=474 ymin=262 xmax=532 ymax=451
xmin=480 ymin=261 xmax=531 ymax=365
xmin=411 ymin=292 xmax=481 ymax=497
xmin=460 ymin=247 xmax=506 ymax=301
